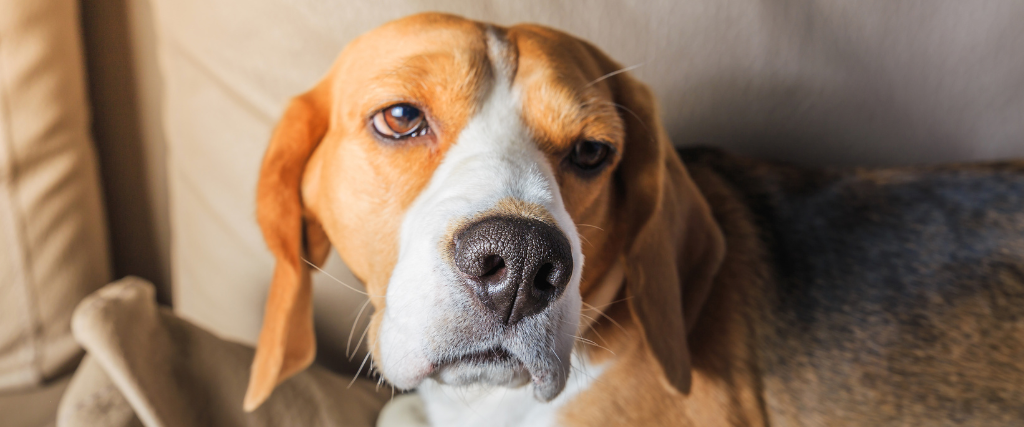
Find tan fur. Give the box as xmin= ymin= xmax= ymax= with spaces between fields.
xmin=245 ymin=79 xmax=333 ymax=411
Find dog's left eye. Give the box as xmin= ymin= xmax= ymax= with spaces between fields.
xmin=568 ymin=140 xmax=613 ymax=173
xmin=372 ymin=104 xmax=429 ymax=139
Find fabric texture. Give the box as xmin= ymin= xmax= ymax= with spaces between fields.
xmin=56 ymin=276 xmax=390 ymax=427
xmin=0 ymin=373 xmax=73 ymax=427
xmin=0 ymin=0 xmax=111 ymax=392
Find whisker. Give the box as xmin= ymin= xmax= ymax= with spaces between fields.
xmin=571 ymin=334 xmax=616 ymax=356
xmin=573 ymin=335 xmax=600 ymax=348
xmin=586 ymin=63 xmax=644 ymax=87
xmin=559 ymin=314 xmax=604 ymax=344
xmin=347 ymin=298 xmax=372 ymax=358
xmin=349 ymin=351 xmax=373 ymax=388
xmin=587 ymin=324 xmax=612 ymax=347
xmin=301 ymin=257 xmax=384 ymax=298
xmin=582 ymin=301 xmax=629 ymax=334
xmin=586 ymin=295 xmax=634 ymax=311
xmin=550 ymin=347 xmax=565 ymax=381
xmin=577 ymin=223 xmax=606 ymax=232
xmin=575 ymin=312 xmax=600 ymax=335
xmin=350 ymin=322 xmax=372 ymax=361
xmin=576 ymin=313 xmax=613 ymax=348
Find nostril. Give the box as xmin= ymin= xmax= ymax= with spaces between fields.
xmin=533 ymin=263 xmax=555 ymax=293
xmin=481 ymin=255 xmax=506 ymax=278
xmin=453 ymin=215 xmax=573 ymax=324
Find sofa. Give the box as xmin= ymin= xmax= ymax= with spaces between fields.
xmin=2 ymin=0 xmax=1023 ymax=425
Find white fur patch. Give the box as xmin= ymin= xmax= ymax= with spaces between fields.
xmin=376 ymin=29 xmax=584 ymax=404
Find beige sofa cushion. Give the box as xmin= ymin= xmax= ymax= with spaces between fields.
xmin=56 ymin=277 xmax=388 ymax=427
xmin=155 ymin=0 xmax=1024 ymax=377
xmin=0 ymin=0 xmax=111 ymax=390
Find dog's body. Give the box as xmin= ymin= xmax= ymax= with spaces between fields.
xmin=241 ymin=13 xmax=1024 ymax=426
xmin=677 ymin=149 xmax=1024 ymax=426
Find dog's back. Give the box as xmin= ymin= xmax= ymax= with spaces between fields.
xmin=683 ymin=148 xmax=1024 ymax=425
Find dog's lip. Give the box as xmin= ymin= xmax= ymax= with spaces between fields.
xmin=437 ymin=346 xmax=519 ymax=367
xmin=414 ymin=342 xmax=569 ymax=401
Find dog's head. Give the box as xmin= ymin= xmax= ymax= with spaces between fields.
xmin=243 ymin=13 xmax=725 ymax=411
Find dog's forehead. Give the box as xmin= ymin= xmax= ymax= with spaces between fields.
xmin=509 ymin=25 xmax=625 ymax=152
xmin=340 ymin=14 xmax=487 ymax=75
xmin=339 ymin=14 xmax=600 ymax=75
xmin=331 ymin=14 xmax=620 ymax=137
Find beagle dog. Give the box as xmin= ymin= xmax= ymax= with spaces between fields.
xmin=243 ymin=13 xmax=1024 ymax=426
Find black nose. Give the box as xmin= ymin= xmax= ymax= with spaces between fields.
xmin=453 ymin=216 xmax=573 ymax=325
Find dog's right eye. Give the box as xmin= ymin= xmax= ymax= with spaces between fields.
xmin=567 ymin=140 xmax=614 ymax=175
xmin=372 ymin=104 xmax=429 ymax=139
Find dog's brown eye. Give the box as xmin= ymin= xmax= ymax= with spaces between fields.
xmin=568 ymin=140 xmax=613 ymax=173
xmin=372 ymin=104 xmax=428 ymax=139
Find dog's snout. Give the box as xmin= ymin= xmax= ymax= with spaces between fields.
xmin=454 ymin=216 xmax=573 ymax=325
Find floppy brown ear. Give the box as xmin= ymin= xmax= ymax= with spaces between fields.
xmin=243 ymin=80 xmax=334 ymax=412
xmin=609 ymin=70 xmax=726 ymax=394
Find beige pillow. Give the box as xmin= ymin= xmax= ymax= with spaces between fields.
xmin=0 ymin=0 xmax=111 ymax=390
xmin=156 ymin=0 xmax=1024 ymax=376
xmin=57 ymin=277 xmax=388 ymax=427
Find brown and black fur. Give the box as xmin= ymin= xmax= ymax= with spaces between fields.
xmin=682 ymin=147 xmax=1024 ymax=426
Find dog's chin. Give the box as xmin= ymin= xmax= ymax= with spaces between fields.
xmin=432 ymin=347 xmax=531 ymax=388
xmin=429 ymin=346 xmax=569 ymax=401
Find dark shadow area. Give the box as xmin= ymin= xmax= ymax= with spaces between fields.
xmin=79 ymin=0 xmax=169 ymax=304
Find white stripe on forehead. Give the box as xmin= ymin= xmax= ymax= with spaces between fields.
xmin=404 ymin=28 xmax=557 ymax=221
xmin=484 ymin=25 xmax=517 ymax=86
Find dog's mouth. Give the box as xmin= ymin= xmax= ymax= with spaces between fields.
xmin=431 ymin=346 xmax=531 ymax=387
xmin=450 ymin=346 xmax=517 ymax=365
